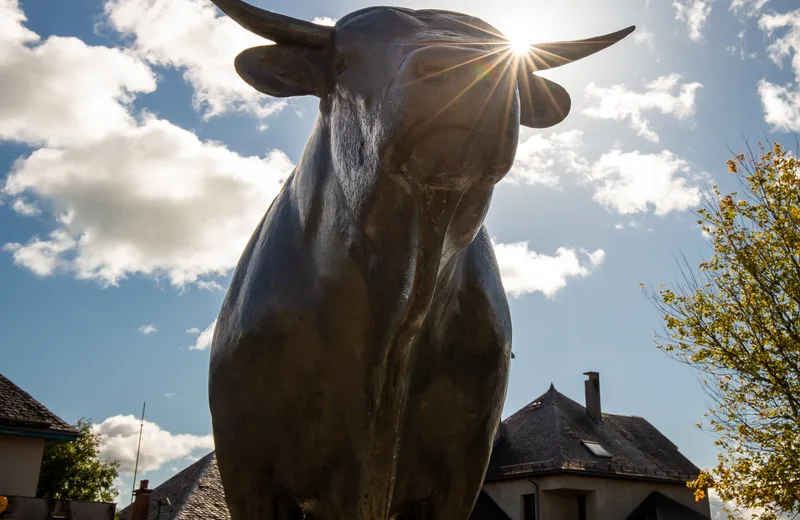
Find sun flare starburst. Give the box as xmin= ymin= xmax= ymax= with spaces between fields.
xmin=508 ymin=37 xmax=532 ymax=56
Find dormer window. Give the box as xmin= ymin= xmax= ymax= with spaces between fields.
xmin=581 ymin=440 xmax=611 ymax=458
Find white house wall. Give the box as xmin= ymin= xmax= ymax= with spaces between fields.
xmin=484 ymin=475 xmax=711 ymax=520
xmin=0 ymin=434 xmax=46 ymax=497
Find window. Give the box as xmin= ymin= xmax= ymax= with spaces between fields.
xmin=522 ymin=493 xmax=537 ymax=520
xmin=577 ymin=494 xmax=587 ymax=520
xmin=581 ymin=440 xmax=611 ymax=458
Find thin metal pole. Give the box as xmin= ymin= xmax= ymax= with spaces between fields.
xmin=130 ymin=402 xmax=146 ymax=505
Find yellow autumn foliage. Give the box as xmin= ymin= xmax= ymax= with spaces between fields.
xmin=647 ymin=143 xmax=800 ymax=520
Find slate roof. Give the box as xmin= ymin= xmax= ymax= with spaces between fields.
xmin=118 ymin=452 xmax=230 ymax=520
xmin=625 ymin=491 xmax=710 ymax=520
xmin=470 ymin=491 xmax=513 ymax=520
xmin=0 ymin=372 xmax=79 ymax=437
xmin=486 ymin=384 xmax=701 ymax=484
xmin=118 ymin=452 xmax=508 ymax=520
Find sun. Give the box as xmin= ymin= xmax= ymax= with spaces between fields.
xmin=495 ymin=16 xmax=565 ymax=57
xmin=501 ymin=25 xmax=534 ymax=56
xmin=508 ymin=36 xmax=532 ymax=56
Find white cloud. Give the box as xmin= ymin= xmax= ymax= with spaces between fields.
xmin=584 ymin=149 xmax=703 ymax=216
xmin=505 ymin=130 xmax=588 ymax=187
xmin=633 ymin=28 xmax=655 ymax=48
xmin=0 ymin=0 xmax=156 ymax=148
xmin=3 ymin=116 xmax=294 ymax=287
xmin=586 ymin=249 xmax=606 ymax=266
xmin=759 ymin=80 xmax=800 ymax=131
xmin=757 ymin=9 xmax=800 ymax=131
xmin=187 ymin=320 xmax=216 ymax=350
xmin=1 ymin=0 xmax=297 ymax=287
xmin=730 ymin=0 xmax=769 ymax=18
xmin=196 ymin=280 xmax=223 ymax=291
xmin=760 ymin=9 xmax=800 ymax=80
xmin=584 ymin=74 xmax=703 ymax=143
xmin=493 ymin=241 xmax=604 ymax=298
xmin=674 ymin=0 xmax=713 ymax=41
xmin=103 ymin=0 xmax=286 ymax=119
xmin=138 ymin=323 xmax=158 ymax=334
xmin=311 ymin=17 xmax=337 ymax=26
xmin=93 ymin=415 xmax=213 ymax=473
xmin=11 ymin=198 xmax=40 ymax=216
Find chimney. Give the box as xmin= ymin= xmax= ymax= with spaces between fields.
xmin=132 ymin=480 xmax=152 ymax=520
xmin=584 ymin=371 xmax=601 ymax=422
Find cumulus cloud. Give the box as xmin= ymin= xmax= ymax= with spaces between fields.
xmin=583 ymin=149 xmax=704 ymax=216
xmin=187 ymin=320 xmax=216 ymax=350
xmin=757 ymin=9 xmax=800 ymax=131
xmin=104 ymin=0 xmax=285 ymax=119
xmin=759 ymin=80 xmax=800 ymax=131
xmin=3 ymin=116 xmax=294 ymax=286
xmin=505 ymin=130 xmax=588 ymax=187
xmin=673 ymin=0 xmax=713 ymax=41
xmin=0 ymin=0 xmax=156 ymax=148
xmin=138 ymin=323 xmax=158 ymax=334
xmin=493 ymin=241 xmax=605 ymax=298
xmin=583 ymin=74 xmax=703 ymax=143
xmin=93 ymin=415 xmax=214 ymax=473
xmin=0 ymin=1 xmax=296 ymax=287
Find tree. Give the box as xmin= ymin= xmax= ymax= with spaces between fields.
xmin=37 ymin=417 xmax=120 ymax=503
xmin=646 ymin=142 xmax=800 ymax=520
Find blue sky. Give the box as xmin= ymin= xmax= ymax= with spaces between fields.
xmin=2 ymin=0 xmax=799 ymax=514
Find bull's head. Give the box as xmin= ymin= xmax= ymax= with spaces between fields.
xmin=211 ymin=0 xmax=633 ymax=191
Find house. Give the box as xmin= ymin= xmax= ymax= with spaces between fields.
xmin=484 ymin=372 xmax=710 ymax=520
xmin=118 ymin=453 xmax=230 ymax=520
xmin=118 ymin=454 xmax=509 ymax=520
xmin=0 ymin=371 xmax=80 ymax=497
xmin=120 ymin=372 xmax=709 ymax=520
xmin=0 ymin=371 xmax=116 ymax=520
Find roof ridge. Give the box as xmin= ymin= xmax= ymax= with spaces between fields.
xmin=174 ymin=452 xmax=217 ymax=520
xmin=551 ymin=387 xmax=566 ymax=467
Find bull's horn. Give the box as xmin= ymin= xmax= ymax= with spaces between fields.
xmin=208 ymin=0 xmax=333 ymax=48
xmin=525 ymin=25 xmax=636 ymax=70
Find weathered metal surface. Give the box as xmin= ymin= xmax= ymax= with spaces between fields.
xmin=207 ymin=4 xmax=633 ymax=520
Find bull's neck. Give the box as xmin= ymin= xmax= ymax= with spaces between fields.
xmin=293 ymin=116 xmax=489 ymax=289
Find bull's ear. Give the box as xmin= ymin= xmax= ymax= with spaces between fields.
xmin=517 ymin=72 xmax=571 ymax=129
xmin=234 ymin=45 xmax=330 ymax=98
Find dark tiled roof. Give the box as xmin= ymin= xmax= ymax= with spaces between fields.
xmin=469 ymin=492 xmax=513 ymax=520
xmin=118 ymin=452 xmax=230 ymax=520
xmin=625 ymin=491 xmax=709 ymax=520
xmin=0 ymin=372 xmax=79 ymax=436
xmin=487 ymin=385 xmax=701 ymax=484
xmin=118 ymin=453 xmax=507 ymax=520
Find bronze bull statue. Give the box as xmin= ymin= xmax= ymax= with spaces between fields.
xmin=207 ymin=3 xmax=633 ymax=519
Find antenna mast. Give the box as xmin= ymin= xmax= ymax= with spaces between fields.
xmin=130 ymin=401 xmax=146 ymax=505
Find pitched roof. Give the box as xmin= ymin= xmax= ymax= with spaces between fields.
xmin=118 ymin=452 xmax=230 ymax=520
xmin=0 ymin=372 xmax=79 ymax=438
xmin=625 ymin=491 xmax=709 ymax=520
xmin=486 ymin=384 xmax=701 ymax=484
xmin=470 ymin=491 xmax=513 ymax=520
xmin=118 ymin=452 xmax=509 ymax=520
